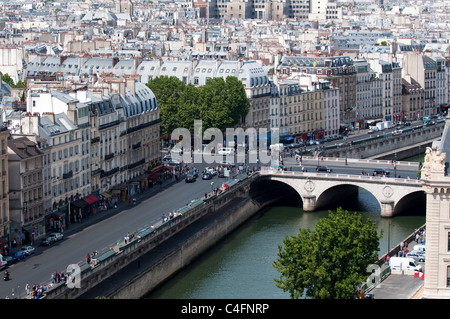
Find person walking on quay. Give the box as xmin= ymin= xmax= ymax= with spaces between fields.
xmin=86 ymin=253 xmax=91 ymax=265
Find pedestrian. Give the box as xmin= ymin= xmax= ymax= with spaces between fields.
xmin=25 ymin=283 xmax=30 ymax=295
xmin=86 ymin=253 xmax=91 ymax=265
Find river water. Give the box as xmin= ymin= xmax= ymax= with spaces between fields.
xmin=145 ymin=154 xmax=426 ymax=299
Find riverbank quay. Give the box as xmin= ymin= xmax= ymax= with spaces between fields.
xmin=366 ymin=224 xmax=426 ymax=299
xmin=38 ymin=173 xmax=269 ymax=299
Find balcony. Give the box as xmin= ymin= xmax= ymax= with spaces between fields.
xmin=63 ymin=170 xmax=73 ymax=179
xmin=91 ymin=136 xmax=100 ymax=144
xmin=132 ymin=142 xmax=141 ymax=149
xmin=104 ymin=153 xmax=115 ymax=161
xmin=99 ymin=119 xmax=120 ymax=131
xmin=91 ymin=168 xmax=103 ymax=176
xmin=100 ymin=167 xmax=119 ymax=178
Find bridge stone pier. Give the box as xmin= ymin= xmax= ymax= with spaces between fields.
xmin=258 ymin=170 xmax=424 ymax=217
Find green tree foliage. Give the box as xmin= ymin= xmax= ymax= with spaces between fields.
xmin=146 ymin=75 xmax=249 ymax=137
xmin=1 ymin=73 xmax=15 ymax=87
xmin=1 ymin=73 xmax=26 ymax=88
xmin=273 ymin=207 xmax=382 ymax=299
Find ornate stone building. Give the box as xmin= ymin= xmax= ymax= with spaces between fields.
xmin=422 ymin=114 xmax=450 ymax=298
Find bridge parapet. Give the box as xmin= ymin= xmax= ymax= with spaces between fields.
xmin=257 ymin=169 xmax=424 ymax=217
xmin=260 ymin=169 xmax=422 ymax=185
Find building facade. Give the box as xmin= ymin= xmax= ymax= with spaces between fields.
xmin=8 ymin=135 xmax=44 ymax=245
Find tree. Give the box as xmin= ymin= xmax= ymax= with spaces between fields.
xmin=1 ymin=73 xmax=15 ymax=87
xmin=147 ymin=75 xmax=249 ymax=137
xmin=273 ymin=207 xmax=382 ymax=299
xmin=146 ymin=76 xmax=186 ymax=136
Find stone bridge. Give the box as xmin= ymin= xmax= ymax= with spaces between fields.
xmin=255 ymin=169 xmax=425 ymax=217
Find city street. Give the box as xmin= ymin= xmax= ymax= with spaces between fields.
xmin=0 ymin=164 xmax=216 ymax=299
xmin=0 ymin=146 xmax=421 ymax=299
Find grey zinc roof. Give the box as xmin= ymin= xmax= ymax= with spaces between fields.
xmin=158 ymin=60 xmax=192 ymax=79
xmin=82 ymin=57 xmax=114 ymax=75
xmin=113 ymin=59 xmax=136 ymax=77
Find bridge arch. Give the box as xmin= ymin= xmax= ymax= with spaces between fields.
xmin=393 ymin=190 xmax=426 ymax=216
xmin=315 ymin=183 xmax=381 ymax=213
xmin=249 ymin=177 xmax=303 ymax=208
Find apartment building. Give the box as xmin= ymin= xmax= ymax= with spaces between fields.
xmin=199 ymin=0 xmax=341 ymax=21
xmin=277 ymin=55 xmax=356 ymax=128
xmin=322 ymin=84 xmax=340 ymax=138
xmin=90 ymin=76 xmax=161 ymax=197
xmin=403 ymin=52 xmax=438 ymax=118
xmin=269 ymin=80 xmax=280 ymax=134
xmin=0 ymin=124 xmax=9 ymax=246
xmin=402 ymin=76 xmax=425 ymax=121
xmin=367 ymin=59 xmax=402 ymax=122
xmin=275 ymin=79 xmax=302 ymax=138
xmin=23 ymin=88 xmax=92 ymax=227
xmin=7 ymin=136 xmax=44 ymax=245
xmin=353 ymin=59 xmax=383 ymax=127
xmin=428 ymin=54 xmax=447 ymax=111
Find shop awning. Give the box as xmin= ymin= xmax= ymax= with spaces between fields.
xmin=340 ymin=122 xmax=350 ymax=127
xmin=280 ymin=136 xmax=294 ymax=142
xmin=151 ymin=165 xmax=164 ymax=174
xmin=101 ymin=192 xmax=112 ymax=198
xmin=164 ymin=165 xmax=173 ymax=171
xmin=71 ymin=199 xmax=89 ymax=209
xmin=83 ymin=194 xmax=100 ymax=205
xmin=52 ymin=211 xmax=65 ymax=218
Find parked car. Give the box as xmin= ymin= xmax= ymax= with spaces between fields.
xmin=373 ymin=168 xmax=390 ymax=176
xmin=185 ymin=173 xmax=197 ymax=183
xmin=40 ymin=237 xmax=54 ymax=246
xmin=20 ymin=246 xmax=35 ymax=256
xmin=163 ymin=154 xmax=172 ymax=161
xmin=406 ymin=251 xmax=425 ymax=262
xmin=51 ymin=233 xmax=64 ymax=242
xmin=316 ymin=165 xmax=332 ymax=173
xmin=202 ymin=172 xmax=212 ymax=180
xmin=13 ymin=250 xmax=26 ymax=261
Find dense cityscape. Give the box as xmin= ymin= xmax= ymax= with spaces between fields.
xmin=0 ymin=0 xmax=449 ymax=301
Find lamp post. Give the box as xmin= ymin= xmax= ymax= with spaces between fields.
xmin=394 ymin=152 xmax=397 ymax=178
xmin=316 ymin=150 xmax=323 ymax=169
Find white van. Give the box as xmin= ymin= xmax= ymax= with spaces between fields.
xmin=389 ymin=257 xmax=422 ymax=272
xmin=413 ymin=244 xmax=425 ymax=252
xmin=218 ymin=147 xmax=234 ymax=155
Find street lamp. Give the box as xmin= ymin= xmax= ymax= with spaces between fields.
xmin=316 ymin=150 xmax=323 ymax=169
xmin=394 ymin=152 xmax=397 ymax=178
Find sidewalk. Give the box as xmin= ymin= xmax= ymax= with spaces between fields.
xmin=23 ymin=175 xmax=184 ymax=299
xmin=61 ymin=176 xmax=181 ymax=239
xmin=371 ymin=238 xmax=425 ymax=299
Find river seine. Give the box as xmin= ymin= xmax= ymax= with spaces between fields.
xmin=145 ymin=154 xmax=426 ymax=299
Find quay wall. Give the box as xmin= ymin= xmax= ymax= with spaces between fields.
xmin=111 ymin=196 xmax=262 ymax=299
xmin=323 ymin=122 xmax=443 ymax=159
xmin=44 ymin=174 xmax=272 ymax=299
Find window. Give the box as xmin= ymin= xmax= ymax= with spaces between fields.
xmin=447 ymin=266 xmax=450 ymax=287
xmin=448 ymin=232 xmax=450 ymax=251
